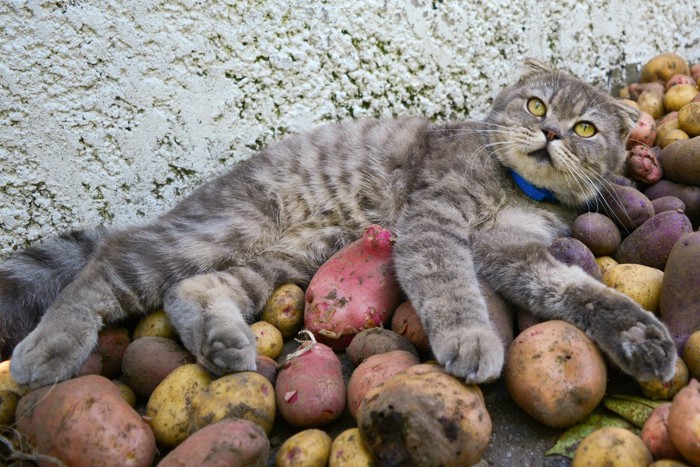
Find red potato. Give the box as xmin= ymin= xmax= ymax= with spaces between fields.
xmin=614 ymin=209 xmax=692 ymax=270
xmin=275 ymin=340 xmax=346 ymax=427
xmin=159 ymin=419 xmax=269 ymax=467
xmin=390 ymin=301 xmax=430 ymax=352
xmin=626 ymin=111 xmax=657 ymax=149
xmin=121 ymin=336 xmax=195 ymax=398
xmin=15 ymin=375 xmax=156 ymax=467
xmin=645 ymin=179 xmax=700 ymax=229
xmin=304 ymin=224 xmax=403 ymax=349
xmin=96 ymin=326 xmax=131 ymax=379
xmin=629 ymin=82 xmax=666 ymax=100
xmin=641 ymin=403 xmax=685 ymax=461
xmin=626 ymin=145 xmax=663 ymax=185
xmin=665 ymin=74 xmax=697 ymax=90
xmin=668 ymin=379 xmax=700 ymax=464
xmin=660 ymin=232 xmax=700 ymax=352
xmin=548 ymin=237 xmax=601 ymax=280
xmin=255 ymin=354 xmax=279 ymax=385
xmin=347 ymin=349 xmax=419 ymax=418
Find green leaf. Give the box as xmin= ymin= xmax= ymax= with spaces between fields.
xmin=545 ymin=407 xmax=638 ymax=459
xmin=602 ymin=394 xmax=665 ymax=428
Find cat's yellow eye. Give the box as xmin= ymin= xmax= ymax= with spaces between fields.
xmin=527 ymin=98 xmax=547 ymax=117
xmin=574 ymin=121 xmax=597 ymax=138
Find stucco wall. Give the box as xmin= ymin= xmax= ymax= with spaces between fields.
xmin=1 ymin=0 xmax=699 ymax=256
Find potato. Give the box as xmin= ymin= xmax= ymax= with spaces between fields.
xmin=15 ymin=375 xmax=156 ymax=466
xmin=121 ymin=336 xmax=195 ymax=398
xmin=329 ymin=428 xmax=374 ymax=467
xmin=480 ymin=278 xmax=516 ymax=349
xmin=649 ymin=461 xmax=691 ymax=467
xmin=548 ymin=236 xmax=601 ymax=279
xmin=504 ymin=320 xmax=606 ymax=428
xmin=659 ymin=128 xmax=690 ymax=148
xmin=276 ymin=429 xmax=332 ymax=467
xmin=682 ymin=330 xmax=700 ymax=380
xmin=515 ymin=307 xmax=542 ymax=333
xmin=655 ymin=117 xmax=681 ymax=148
xmin=347 ymin=349 xmax=419 ymax=418
xmin=626 ymin=111 xmax=657 ymax=149
xmin=262 ymin=283 xmax=305 ymax=338
xmin=679 ymin=102 xmax=700 ymax=136
xmin=114 ymin=379 xmax=137 ymax=407
xmin=145 ymin=363 xmax=212 ymax=448
xmin=639 ymin=357 xmax=689 ymax=400
xmin=96 ymin=326 xmax=131 ymax=378
xmin=572 ymin=212 xmax=621 ymax=257
xmin=614 ymin=210 xmax=692 ymax=270
xmin=0 ymin=390 xmax=18 ymax=426
xmin=250 ymin=320 xmax=284 ymax=359
xmin=626 ymin=144 xmax=663 ymax=184
xmin=637 ymin=88 xmax=665 ymax=119
xmin=668 ymin=378 xmax=700 ymax=464
xmin=660 ymin=232 xmax=700 ymax=351
xmin=595 ymin=256 xmax=618 ymax=276
xmin=305 ymin=225 xmax=403 ymax=349
xmin=602 ymin=263 xmax=664 ymax=312
xmin=77 ymin=351 xmax=103 ymax=377
xmin=641 ymin=53 xmax=690 ymax=84
xmin=601 ymin=182 xmax=655 ymax=231
xmin=641 ymin=403 xmax=685 ymax=462
xmin=651 ymin=196 xmax=685 ymax=214
xmin=391 ymin=301 xmax=431 ymax=352
xmin=666 ymin=73 xmax=698 ymax=90
xmin=659 ymin=137 xmax=700 ymax=186
xmin=0 ymin=359 xmax=28 ymax=397
xmin=692 ymin=63 xmax=700 ymax=82
xmin=189 ymin=371 xmax=276 ymax=434
xmin=572 ymin=427 xmax=653 ymax=466
xmin=346 ymin=326 xmax=418 ymax=366
xmin=357 ymin=364 xmax=491 ymax=466
xmin=663 ymin=84 xmax=699 ymax=112
xmin=255 ymin=354 xmax=279 ymax=385
xmin=275 ymin=340 xmax=346 ymax=427
xmin=646 ymin=180 xmax=700 ymax=229
xmin=160 ymin=419 xmax=269 ymax=467
xmin=133 ymin=309 xmax=177 ymax=340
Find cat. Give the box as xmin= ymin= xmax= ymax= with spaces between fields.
xmin=1 ymin=59 xmax=677 ymax=389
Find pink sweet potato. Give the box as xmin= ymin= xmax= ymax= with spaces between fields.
xmin=159 ymin=419 xmax=269 ymax=467
xmin=275 ymin=340 xmax=346 ymax=428
xmin=304 ymin=224 xmax=403 ymax=349
xmin=626 ymin=111 xmax=656 ymax=149
xmin=15 ymin=375 xmax=156 ymax=467
xmin=347 ymin=349 xmax=419 ymax=418
xmin=626 ymin=145 xmax=663 ymax=184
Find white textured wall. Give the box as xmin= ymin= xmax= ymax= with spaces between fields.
xmin=1 ymin=0 xmax=699 ymax=256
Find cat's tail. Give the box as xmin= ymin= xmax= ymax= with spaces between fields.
xmin=0 ymin=227 xmax=108 ymax=360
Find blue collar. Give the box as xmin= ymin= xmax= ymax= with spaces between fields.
xmin=508 ymin=169 xmax=558 ymax=203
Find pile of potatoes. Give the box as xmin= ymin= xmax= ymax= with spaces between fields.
xmin=2 ymin=53 xmax=700 ymax=466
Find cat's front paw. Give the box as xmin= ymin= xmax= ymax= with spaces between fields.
xmin=10 ymin=322 xmax=98 ymax=388
xmin=616 ymin=317 xmax=677 ymax=382
xmin=196 ymin=313 xmax=257 ymax=376
xmin=431 ymin=326 xmax=504 ymax=384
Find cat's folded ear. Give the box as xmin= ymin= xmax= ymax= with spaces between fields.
xmin=519 ymin=58 xmax=552 ymax=81
xmin=611 ymin=100 xmax=641 ymax=140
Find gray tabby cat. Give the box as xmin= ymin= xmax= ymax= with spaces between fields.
xmin=1 ymin=59 xmax=677 ymax=388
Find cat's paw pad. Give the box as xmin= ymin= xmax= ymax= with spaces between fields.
xmin=617 ymin=318 xmax=676 ymax=382
xmin=431 ymin=326 xmax=504 ymax=384
xmin=10 ymin=325 xmax=96 ymax=388
xmin=198 ymin=317 xmax=257 ymax=375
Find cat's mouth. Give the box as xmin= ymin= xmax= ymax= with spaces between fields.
xmin=527 ymin=147 xmax=552 ymax=164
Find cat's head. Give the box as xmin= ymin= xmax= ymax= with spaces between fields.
xmin=485 ymin=58 xmax=639 ymax=206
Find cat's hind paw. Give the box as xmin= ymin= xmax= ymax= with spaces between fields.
xmin=431 ymin=326 xmax=504 ymax=384
xmin=10 ymin=322 xmax=98 ymax=388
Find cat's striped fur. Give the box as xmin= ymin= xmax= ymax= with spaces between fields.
xmin=2 ymin=59 xmax=677 ymax=388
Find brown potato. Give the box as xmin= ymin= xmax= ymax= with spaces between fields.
xmin=641 ymin=53 xmax=690 ymax=84
xmin=639 ymin=357 xmax=689 ymax=400
xmin=637 ymin=89 xmax=665 ymax=119
xmin=133 ymin=310 xmax=177 ymax=340
xmin=96 ymin=326 xmax=131 ymax=379
xmin=276 ymin=429 xmax=332 ymax=467
xmin=678 ymin=102 xmax=700 ymax=136
xmin=0 ymin=390 xmax=18 ymax=426
xmin=683 ymin=330 xmax=700 ymax=380
xmin=573 ymin=427 xmax=653 ymax=466
xmin=504 ymin=320 xmax=607 ymax=428
xmin=250 ymin=320 xmax=284 ymax=359
xmin=346 ymin=327 xmax=418 ymax=366
xmin=663 ymin=84 xmax=699 ymax=112
xmin=660 ymin=136 xmax=700 ymax=185
xmin=329 ymin=428 xmax=374 ymax=467
xmin=391 ymin=300 xmax=431 ymax=352
xmin=262 ymin=283 xmax=305 ymax=338
xmin=602 ymin=263 xmax=663 ymax=313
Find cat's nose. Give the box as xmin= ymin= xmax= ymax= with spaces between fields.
xmin=542 ymin=128 xmax=560 ymax=141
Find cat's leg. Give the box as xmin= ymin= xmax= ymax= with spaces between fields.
xmin=163 ymin=226 xmax=354 ymax=375
xmin=472 ymin=229 xmax=676 ymax=382
xmin=392 ymin=211 xmax=505 ymax=384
